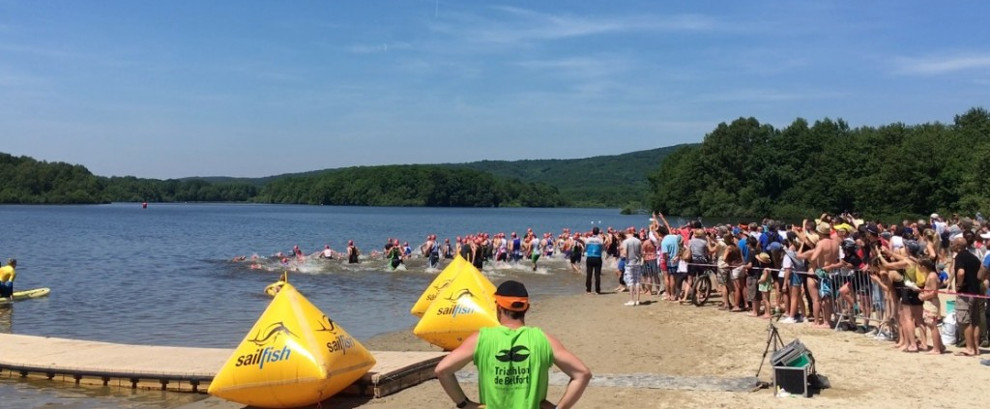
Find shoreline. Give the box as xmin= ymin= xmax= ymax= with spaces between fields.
xmin=175 ymin=286 xmax=990 ymax=408
xmin=348 ymin=288 xmax=990 ymax=408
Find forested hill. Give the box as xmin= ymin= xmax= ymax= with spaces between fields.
xmin=193 ymin=145 xmax=692 ymax=208
xmin=253 ymin=165 xmax=564 ymax=207
xmin=650 ymin=107 xmax=990 ymax=220
xmin=0 ymin=154 xmax=563 ymax=207
xmin=445 ymin=145 xmax=691 ymax=208
xmin=0 ymin=152 xmax=259 ymax=204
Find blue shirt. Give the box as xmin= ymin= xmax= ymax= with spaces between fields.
xmin=585 ymin=236 xmax=603 ymax=258
xmin=660 ymin=234 xmax=681 ymax=265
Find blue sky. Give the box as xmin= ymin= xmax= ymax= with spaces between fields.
xmin=1 ymin=1 xmax=988 ymax=179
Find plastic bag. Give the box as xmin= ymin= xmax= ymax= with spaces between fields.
xmin=939 ymin=312 xmax=956 ymax=347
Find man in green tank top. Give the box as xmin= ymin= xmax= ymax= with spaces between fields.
xmin=435 ymin=280 xmax=591 ymax=409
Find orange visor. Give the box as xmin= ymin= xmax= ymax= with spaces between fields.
xmin=494 ymin=295 xmax=529 ymax=312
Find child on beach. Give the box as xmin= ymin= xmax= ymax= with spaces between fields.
xmin=676 ymin=247 xmax=691 ymax=302
xmin=918 ymin=258 xmax=945 ymax=354
xmin=758 ymin=260 xmax=773 ymax=319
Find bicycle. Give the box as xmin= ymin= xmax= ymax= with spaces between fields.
xmin=691 ymin=267 xmax=715 ymax=306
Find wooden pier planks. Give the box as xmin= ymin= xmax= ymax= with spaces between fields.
xmin=0 ymin=334 xmax=444 ymax=397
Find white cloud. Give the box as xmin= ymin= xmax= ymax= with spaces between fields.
xmin=513 ymin=56 xmax=631 ymax=78
xmin=431 ymin=6 xmax=721 ymax=46
xmin=346 ymin=41 xmax=411 ymax=54
xmin=896 ymin=53 xmax=990 ymax=75
xmin=693 ymin=88 xmax=846 ymax=103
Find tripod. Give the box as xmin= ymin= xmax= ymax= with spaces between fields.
xmin=755 ymin=319 xmax=785 ymax=379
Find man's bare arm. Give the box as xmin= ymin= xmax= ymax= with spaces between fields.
xmin=435 ymin=332 xmax=480 ymax=408
xmin=545 ymin=333 xmax=591 ymax=409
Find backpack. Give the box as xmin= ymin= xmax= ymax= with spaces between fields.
xmin=841 ymin=239 xmax=863 ymax=268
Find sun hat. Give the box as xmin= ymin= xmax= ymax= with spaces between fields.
xmin=756 ymin=253 xmax=771 ymax=263
xmin=816 ymin=222 xmax=831 ymax=235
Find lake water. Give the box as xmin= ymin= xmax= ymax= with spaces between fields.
xmin=0 ymin=204 xmax=653 ymax=408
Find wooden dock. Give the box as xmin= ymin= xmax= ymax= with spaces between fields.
xmin=0 ymin=334 xmax=445 ymax=398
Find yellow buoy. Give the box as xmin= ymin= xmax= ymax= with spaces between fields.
xmin=264 ymin=272 xmax=289 ymax=298
xmin=413 ymin=264 xmax=499 ymax=350
xmin=209 ymin=283 xmax=376 ymax=408
xmin=410 ymin=255 xmax=468 ymax=317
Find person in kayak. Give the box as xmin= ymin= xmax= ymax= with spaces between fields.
xmin=0 ymin=259 xmax=16 ymax=300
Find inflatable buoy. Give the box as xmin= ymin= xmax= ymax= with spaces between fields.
xmin=264 ymin=281 xmax=286 ymax=297
xmin=264 ymin=272 xmax=289 ymax=298
xmin=413 ymin=264 xmax=499 ymax=350
xmin=209 ymin=282 xmax=376 ymax=408
xmin=410 ymin=255 xmax=468 ymax=317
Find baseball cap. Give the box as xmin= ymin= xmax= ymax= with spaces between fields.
xmin=494 ymin=280 xmax=529 ymax=312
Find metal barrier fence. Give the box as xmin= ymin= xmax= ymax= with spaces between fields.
xmin=607 ymin=253 xmax=989 ymax=347
xmin=675 ymin=262 xmax=893 ymax=336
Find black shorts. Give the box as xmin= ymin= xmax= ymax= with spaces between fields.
xmin=688 ymin=263 xmax=707 ymax=277
xmin=900 ymin=288 xmax=923 ymax=306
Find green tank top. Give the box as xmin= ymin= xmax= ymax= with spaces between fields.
xmin=473 ymin=326 xmax=554 ymax=409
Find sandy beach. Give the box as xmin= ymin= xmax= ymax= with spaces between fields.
xmin=188 ymin=287 xmax=990 ymax=409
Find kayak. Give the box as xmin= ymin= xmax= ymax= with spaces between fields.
xmin=0 ymin=287 xmax=51 ymax=303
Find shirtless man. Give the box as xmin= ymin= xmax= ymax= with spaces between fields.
xmin=800 ymin=222 xmax=839 ymax=328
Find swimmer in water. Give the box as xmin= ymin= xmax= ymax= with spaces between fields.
xmin=318 ymin=245 xmax=334 ymax=259
xmin=386 ymin=239 xmax=403 ymax=270
xmin=347 ymin=240 xmax=360 ymax=264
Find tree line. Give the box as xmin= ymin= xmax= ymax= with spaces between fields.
xmin=253 ymin=165 xmax=565 ymax=207
xmin=0 ymin=154 xmax=564 ymax=207
xmin=648 ymin=107 xmax=990 ymax=221
xmin=0 ymin=153 xmax=258 ymax=204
